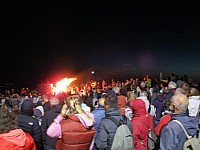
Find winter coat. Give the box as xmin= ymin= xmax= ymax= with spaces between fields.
xmin=165 ymin=88 xmax=176 ymax=101
xmin=153 ymin=96 xmax=164 ymax=121
xmin=91 ymin=106 xmax=105 ymax=138
xmin=130 ymin=99 xmax=154 ymax=150
xmin=188 ymin=96 xmax=200 ymax=117
xmin=0 ymin=129 xmax=36 ymax=150
xmin=47 ymin=114 xmax=95 ymax=150
xmin=41 ymin=104 xmax=62 ymax=148
xmin=94 ymin=108 xmax=132 ymax=150
xmin=16 ymin=99 xmax=42 ymax=148
xmin=160 ymin=112 xmax=198 ymax=150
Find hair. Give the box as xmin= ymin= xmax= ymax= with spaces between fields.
xmin=187 ymin=87 xmax=200 ymax=97
xmin=140 ymin=90 xmax=148 ymax=97
xmin=127 ymin=91 xmax=136 ymax=102
xmin=168 ymin=81 xmax=177 ymax=89
xmin=182 ymin=83 xmax=189 ymax=91
xmin=105 ymin=94 xmax=118 ymax=108
xmin=175 ymin=88 xmax=186 ymax=95
xmin=98 ymin=98 xmax=105 ymax=107
xmin=64 ymin=96 xmax=94 ymax=122
xmin=49 ymin=97 xmax=60 ymax=106
xmin=170 ymin=94 xmax=189 ymax=112
xmin=0 ymin=105 xmax=18 ymax=134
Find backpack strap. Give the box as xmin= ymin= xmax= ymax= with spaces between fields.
xmin=172 ymin=120 xmax=192 ymax=139
xmin=107 ymin=116 xmax=126 ymax=127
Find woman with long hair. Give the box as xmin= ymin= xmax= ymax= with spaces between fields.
xmin=47 ymin=95 xmax=95 ymax=150
xmin=0 ymin=102 xmax=36 ymax=150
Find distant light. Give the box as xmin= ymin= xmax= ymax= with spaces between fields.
xmin=91 ymin=71 xmax=95 ymax=74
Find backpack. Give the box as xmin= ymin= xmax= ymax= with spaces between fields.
xmin=173 ymin=120 xmax=200 ymax=150
xmin=108 ymin=116 xmax=134 ymax=150
xmin=139 ymin=120 xmax=158 ymax=150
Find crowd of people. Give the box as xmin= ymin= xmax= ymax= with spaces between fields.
xmin=0 ymin=73 xmax=200 ymax=150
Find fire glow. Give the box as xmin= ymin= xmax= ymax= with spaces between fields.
xmin=50 ymin=77 xmax=77 ymax=95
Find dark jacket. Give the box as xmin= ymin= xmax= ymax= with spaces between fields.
xmin=17 ymin=99 xmax=42 ymax=149
xmin=153 ymin=95 xmax=164 ymax=121
xmin=94 ymin=108 xmax=132 ymax=150
xmin=160 ymin=112 xmax=198 ymax=150
xmin=165 ymin=88 xmax=176 ymax=101
xmin=41 ymin=104 xmax=62 ymax=148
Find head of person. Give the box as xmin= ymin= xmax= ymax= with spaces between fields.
xmin=21 ymin=99 xmax=34 ymax=116
xmin=127 ymin=91 xmax=136 ymax=102
xmin=98 ymin=97 xmax=105 ymax=107
xmin=187 ymin=87 xmax=199 ymax=97
xmin=104 ymin=94 xmax=118 ymax=110
xmin=140 ymin=90 xmax=148 ymax=97
xmin=0 ymin=104 xmax=18 ymax=134
xmin=64 ymin=96 xmax=94 ymax=121
xmin=49 ymin=97 xmax=60 ymax=106
xmin=168 ymin=81 xmax=177 ymax=89
xmin=175 ymin=88 xmax=186 ymax=95
xmin=182 ymin=83 xmax=190 ymax=91
xmin=169 ymin=94 xmax=189 ymax=113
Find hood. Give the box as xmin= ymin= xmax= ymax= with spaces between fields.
xmin=117 ymin=95 xmax=126 ymax=108
xmin=172 ymin=113 xmax=199 ymax=136
xmin=0 ymin=129 xmax=26 ymax=147
xmin=130 ymin=99 xmax=147 ymax=116
xmin=21 ymin=99 xmax=33 ymax=116
xmin=189 ymin=96 xmax=200 ymax=101
xmin=74 ymin=113 xmax=94 ymax=129
xmin=105 ymin=108 xmax=120 ymax=117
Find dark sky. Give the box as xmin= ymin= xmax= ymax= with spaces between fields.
xmin=1 ymin=1 xmax=200 ymax=85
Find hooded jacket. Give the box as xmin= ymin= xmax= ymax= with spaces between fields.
xmin=17 ymin=99 xmax=42 ymax=148
xmin=160 ymin=112 xmax=198 ymax=150
xmin=0 ymin=129 xmax=36 ymax=150
xmin=47 ymin=113 xmax=95 ymax=150
xmin=130 ymin=99 xmax=154 ymax=150
xmin=94 ymin=108 xmax=132 ymax=150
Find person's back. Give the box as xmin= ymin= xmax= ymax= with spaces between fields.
xmin=91 ymin=98 xmax=105 ymax=139
xmin=94 ymin=94 xmax=132 ymax=150
xmin=0 ymin=102 xmax=36 ymax=150
xmin=130 ymin=99 xmax=154 ymax=150
xmin=41 ymin=97 xmax=62 ymax=150
xmin=47 ymin=95 xmax=95 ymax=150
xmin=16 ymin=99 xmax=42 ymax=149
xmin=160 ymin=94 xmax=198 ymax=150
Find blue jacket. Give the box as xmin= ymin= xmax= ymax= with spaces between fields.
xmin=165 ymin=88 xmax=176 ymax=101
xmin=94 ymin=108 xmax=132 ymax=150
xmin=160 ymin=112 xmax=198 ymax=150
xmin=91 ymin=106 xmax=105 ymax=138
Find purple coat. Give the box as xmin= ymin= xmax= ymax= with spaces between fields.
xmin=153 ymin=96 xmax=164 ymax=120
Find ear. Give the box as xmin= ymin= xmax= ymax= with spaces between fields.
xmin=104 ymin=104 xmax=110 ymax=110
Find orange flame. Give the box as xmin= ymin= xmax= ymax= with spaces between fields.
xmin=50 ymin=77 xmax=77 ymax=95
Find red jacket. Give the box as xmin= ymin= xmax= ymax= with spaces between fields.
xmin=56 ymin=115 xmax=95 ymax=150
xmin=0 ymin=129 xmax=36 ymax=150
xmin=130 ymin=99 xmax=154 ymax=150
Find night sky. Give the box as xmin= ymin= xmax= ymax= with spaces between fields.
xmin=1 ymin=1 xmax=200 ymax=86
